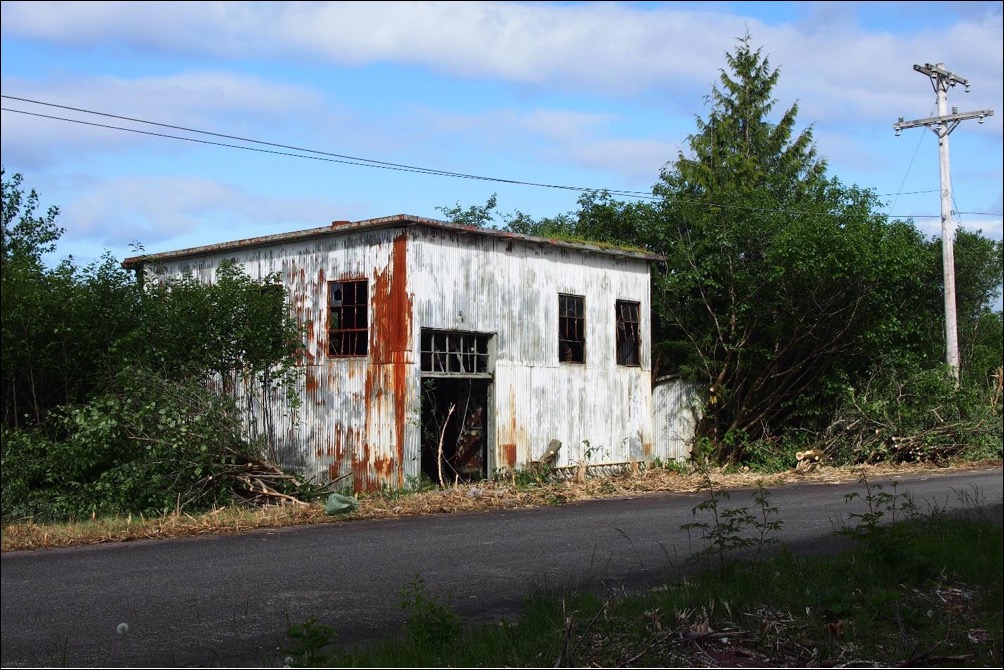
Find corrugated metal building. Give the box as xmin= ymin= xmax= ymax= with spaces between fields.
xmin=652 ymin=377 xmax=704 ymax=463
xmin=123 ymin=214 xmax=667 ymax=492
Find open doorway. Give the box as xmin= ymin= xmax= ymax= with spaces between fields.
xmin=420 ymin=377 xmax=490 ymax=485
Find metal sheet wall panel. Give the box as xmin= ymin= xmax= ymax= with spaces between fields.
xmin=143 ymin=223 xmax=662 ymax=488
xmin=652 ymin=378 xmax=703 ymax=462
xmin=145 ymin=227 xmax=415 ymax=490
xmin=408 ymin=227 xmax=655 ymax=470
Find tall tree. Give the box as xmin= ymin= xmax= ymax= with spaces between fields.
xmin=649 ymin=35 xmax=935 ymax=459
xmin=437 ymin=36 xmax=1002 ymax=463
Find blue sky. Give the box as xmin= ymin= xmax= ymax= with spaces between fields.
xmin=2 ymin=1 xmax=1001 ymax=290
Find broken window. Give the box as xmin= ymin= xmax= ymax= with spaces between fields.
xmin=328 ymin=280 xmax=368 ymax=357
xmin=558 ymin=293 xmax=586 ymax=363
xmin=421 ymin=329 xmax=491 ymax=375
xmin=616 ymin=300 xmax=641 ymax=366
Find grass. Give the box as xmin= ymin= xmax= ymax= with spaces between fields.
xmin=288 ymin=519 xmax=1002 ymax=667
xmin=279 ymin=501 xmax=1003 ymax=668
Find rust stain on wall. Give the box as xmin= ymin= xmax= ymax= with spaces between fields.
xmin=370 ymin=234 xmax=412 ymax=364
xmin=360 ymin=233 xmax=412 ymax=491
xmin=305 ymin=320 xmax=316 ymax=358
xmin=352 ymin=442 xmax=372 ymax=493
xmin=305 ymin=367 xmax=319 ymax=396
xmin=502 ymin=443 xmax=517 ymax=469
xmin=289 ymin=263 xmax=317 ymax=365
xmin=503 ymin=385 xmax=522 ymax=450
xmin=374 ymin=455 xmax=393 ymax=480
xmin=333 ymin=423 xmax=343 ymax=458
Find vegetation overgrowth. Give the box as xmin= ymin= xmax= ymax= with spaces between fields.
xmin=2 ymin=32 xmax=1001 ymax=530
xmin=439 ymin=34 xmax=1003 ymax=465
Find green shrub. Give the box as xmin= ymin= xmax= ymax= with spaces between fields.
xmin=399 ymin=573 xmax=462 ymax=648
xmin=824 ymin=363 xmax=1003 ymax=464
xmin=1 ymin=366 xmax=259 ymax=523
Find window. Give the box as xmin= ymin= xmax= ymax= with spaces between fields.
xmin=328 ymin=280 xmax=368 ymax=357
xmin=616 ymin=300 xmax=641 ymax=366
xmin=420 ymin=330 xmax=492 ymax=375
xmin=558 ymin=293 xmax=586 ymax=363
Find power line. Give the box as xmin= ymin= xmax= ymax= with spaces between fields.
xmin=888 ymin=102 xmax=935 ymax=214
xmin=1 ymin=95 xmax=659 ymax=201
xmin=2 ymin=95 xmax=996 ymax=220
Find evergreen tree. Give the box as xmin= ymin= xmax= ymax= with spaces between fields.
xmin=650 ymin=35 xmax=935 ymax=459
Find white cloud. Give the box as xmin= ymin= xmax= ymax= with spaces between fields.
xmin=3 ymin=2 xmax=999 ymax=133
xmin=0 ymin=1 xmax=282 ymax=57
xmin=3 ymin=0 xmax=999 ymax=257
xmin=1 ymin=71 xmax=324 ymax=165
xmin=62 ymin=175 xmax=351 ymax=248
xmin=406 ymin=105 xmax=675 ymax=184
xmin=566 ymin=137 xmax=680 ymax=183
xmin=0 ymin=2 xmax=735 ymax=90
xmin=958 ymin=217 xmax=1004 ymax=240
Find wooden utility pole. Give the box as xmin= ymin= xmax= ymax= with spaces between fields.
xmin=894 ymin=63 xmax=993 ymax=383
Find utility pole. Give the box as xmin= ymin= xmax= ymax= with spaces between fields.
xmin=894 ymin=63 xmax=993 ymax=383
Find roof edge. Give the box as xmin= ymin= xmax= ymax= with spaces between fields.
xmin=121 ymin=214 xmax=664 ymax=269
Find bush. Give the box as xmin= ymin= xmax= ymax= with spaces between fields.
xmin=822 ymin=363 xmax=1003 ymax=464
xmin=1 ymin=367 xmax=259 ymax=523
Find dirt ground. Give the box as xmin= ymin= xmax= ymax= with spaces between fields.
xmin=3 ymin=458 xmax=1000 ymax=552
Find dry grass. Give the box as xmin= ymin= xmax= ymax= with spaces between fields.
xmin=3 ymin=459 xmax=998 ymax=553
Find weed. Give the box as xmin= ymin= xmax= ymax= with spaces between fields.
xmin=281 ymin=617 xmax=338 ymax=668
xmin=743 ymin=437 xmax=802 ymax=472
xmin=839 ymin=471 xmax=918 ymax=538
xmin=398 ymin=573 xmax=461 ymax=648
xmin=499 ymin=462 xmax=553 ymax=488
xmin=656 ymin=458 xmax=689 ymax=475
xmin=681 ymin=470 xmax=782 ymax=575
xmin=274 ymin=509 xmax=1000 ymax=669
xmin=836 ymin=472 xmax=932 ymax=579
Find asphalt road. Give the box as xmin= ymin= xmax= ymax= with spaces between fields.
xmin=2 ymin=467 xmax=1001 ymax=668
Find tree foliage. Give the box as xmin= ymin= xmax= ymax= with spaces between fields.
xmin=1 ymin=167 xmax=305 ymax=522
xmin=648 ymin=36 xmax=943 ymax=454
xmin=440 ymin=35 xmax=1002 ymax=464
xmin=2 ymin=368 xmax=257 ymax=523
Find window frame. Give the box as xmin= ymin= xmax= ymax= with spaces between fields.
xmin=327 ymin=279 xmax=369 ymax=358
xmin=558 ymin=293 xmax=586 ymax=364
xmin=420 ymin=329 xmax=493 ymax=377
xmin=615 ymin=299 xmax=641 ymax=367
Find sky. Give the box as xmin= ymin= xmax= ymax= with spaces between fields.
xmin=1 ymin=1 xmax=1001 ymax=289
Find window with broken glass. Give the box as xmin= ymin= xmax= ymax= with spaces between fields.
xmin=558 ymin=293 xmax=586 ymax=363
xmin=616 ymin=300 xmax=641 ymax=366
xmin=328 ymin=280 xmax=368 ymax=357
xmin=420 ymin=329 xmax=492 ymax=376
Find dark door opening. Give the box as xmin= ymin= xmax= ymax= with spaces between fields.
xmin=420 ymin=377 xmax=490 ymax=485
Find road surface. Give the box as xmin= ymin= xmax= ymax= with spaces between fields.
xmin=2 ymin=467 xmax=1001 ymax=667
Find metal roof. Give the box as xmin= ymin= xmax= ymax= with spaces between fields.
xmin=120 ymin=214 xmax=664 ymax=269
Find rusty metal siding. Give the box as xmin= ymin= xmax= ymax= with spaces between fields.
xmin=142 ymin=221 xmax=667 ymax=489
xmin=407 ymin=226 xmax=656 ymax=470
xmin=652 ymin=377 xmax=703 ymax=462
xmin=145 ymin=227 xmax=417 ymax=492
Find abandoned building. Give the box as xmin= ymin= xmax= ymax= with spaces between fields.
xmin=123 ymin=214 xmax=678 ymax=492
